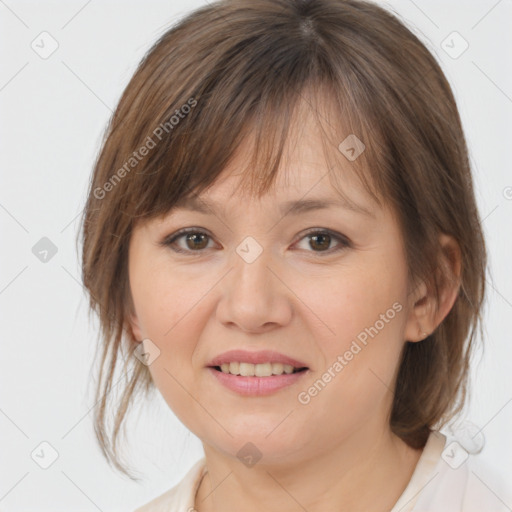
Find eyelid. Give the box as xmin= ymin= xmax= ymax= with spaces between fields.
xmin=160 ymin=227 xmax=351 ymax=255
xmin=159 ymin=227 xmax=217 ymax=253
xmin=292 ymin=228 xmax=350 ymax=255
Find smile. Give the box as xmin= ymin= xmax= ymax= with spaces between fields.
xmin=214 ymin=362 xmax=307 ymax=376
xmin=207 ymin=366 xmax=309 ymax=396
xmin=206 ymin=349 xmax=310 ymax=395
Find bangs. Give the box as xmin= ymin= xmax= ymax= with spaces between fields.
xmin=191 ymin=81 xmax=388 ymax=213
xmin=118 ymin=38 xmax=390 ymax=227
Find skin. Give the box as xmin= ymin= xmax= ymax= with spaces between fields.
xmin=128 ymin=101 xmax=461 ymax=512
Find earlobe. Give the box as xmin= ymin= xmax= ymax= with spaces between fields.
xmin=404 ymin=280 xmax=433 ymax=343
xmin=128 ymin=312 xmax=143 ymax=342
xmin=125 ymin=293 xmax=144 ymax=342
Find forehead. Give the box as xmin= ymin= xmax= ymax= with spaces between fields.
xmin=173 ymin=167 xmax=377 ymax=221
xmin=177 ymin=102 xmax=379 ymax=217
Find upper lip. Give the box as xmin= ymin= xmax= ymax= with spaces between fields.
xmin=207 ymin=349 xmax=309 ymax=368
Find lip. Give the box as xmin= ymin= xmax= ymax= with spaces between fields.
xmin=207 ymin=367 xmax=310 ymax=396
xmin=206 ymin=349 xmax=308 ymax=368
xmin=206 ymin=349 xmax=310 ymax=397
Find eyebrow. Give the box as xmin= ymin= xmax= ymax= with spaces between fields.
xmin=172 ymin=195 xmax=375 ymax=218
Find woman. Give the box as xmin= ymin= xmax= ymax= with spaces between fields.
xmin=79 ymin=0 xmax=509 ymax=510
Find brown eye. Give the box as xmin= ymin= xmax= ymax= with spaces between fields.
xmin=183 ymin=232 xmax=209 ymax=250
xmin=294 ymin=229 xmax=350 ymax=255
xmin=309 ymin=233 xmax=331 ymax=251
xmin=162 ymin=229 xmax=214 ymax=254
xmin=161 ymin=227 xmax=349 ymax=257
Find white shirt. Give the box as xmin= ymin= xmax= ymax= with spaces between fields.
xmin=133 ymin=431 xmax=511 ymax=511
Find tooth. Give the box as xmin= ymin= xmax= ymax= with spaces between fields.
xmin=255 ymin=362 xmax=272 ymax=377
xmin=271 ymin=363 xmax=284 ymax=375
xmin=283 ymin=364 xmax=294 ymax=374
xmin=229 ymin=362 xmax=240 ymax=375
xmin=239 ymin=362 xmax=255 ymax=376
xmin=218 ymin=361 xmax=301 ymax=376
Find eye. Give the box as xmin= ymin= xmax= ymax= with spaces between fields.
xmin=160 ymin=227 xmax=350 ymax=256
xmin=293 ymin=229 xmax=350 ymax=255
xmin=161 ymin=228 xmax=215 ymax=254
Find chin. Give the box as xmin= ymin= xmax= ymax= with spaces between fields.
xmin=202 ymin=425 xmax=312 ymax=467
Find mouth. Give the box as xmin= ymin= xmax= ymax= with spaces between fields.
xmin=209 ymin=362 xmax=309 ymax=377
xmin=206 ymin=361 xmax=310 ymax=396
xmin=205 ymin=350 xmax=310 ymax=395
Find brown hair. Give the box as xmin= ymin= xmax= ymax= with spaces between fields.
xmin=79 ymin=0 xmax=487 ymax=479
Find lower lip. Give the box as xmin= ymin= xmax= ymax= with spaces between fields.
xmin=207 ymin=367 xmax=309 ymax=396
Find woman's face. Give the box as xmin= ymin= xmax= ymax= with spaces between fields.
xmin=127 ymin=113 xmax=425 ymax=466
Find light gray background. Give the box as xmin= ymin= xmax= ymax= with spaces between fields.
xmin=1 ymin=0 xmax=511 ymax=510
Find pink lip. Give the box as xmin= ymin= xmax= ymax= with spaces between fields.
xmin=207 ymin=367 xmax=310 ymax=396
xmin=206 ymin=349 xmax=308 ymax=368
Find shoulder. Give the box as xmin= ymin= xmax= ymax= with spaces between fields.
xmin=412 ymin=432 xmax=511 ymax=512
xmin=133 ymin=458 xmax=207 ymax=512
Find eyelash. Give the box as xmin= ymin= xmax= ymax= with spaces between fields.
xmin=160 ymin=227 xmax=350 ymax=257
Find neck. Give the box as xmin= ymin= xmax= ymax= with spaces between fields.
xmin=195 ymin=425 xmax=424 ymax=512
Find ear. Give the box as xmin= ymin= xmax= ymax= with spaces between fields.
xmin=127 ymin=309 xmax=144 ymax=343
xmin=404 ymin=233 xmax=462 ymax=342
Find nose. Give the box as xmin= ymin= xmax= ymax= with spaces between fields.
xmin=215 ymin=244 xmax=293 ymax=334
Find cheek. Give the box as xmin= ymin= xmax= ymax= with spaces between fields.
xmin=131 ymin=270 xmax=210 ymax=429
xmin=301 ymin=260 xmax=407 ymax=415
xmin=130 ymin=257 xmax=208 ymax=340
xmin=129 ymin=257 xmax=227 ymax=390
xmin=309 ymin=258 xmax=406 ymax=352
